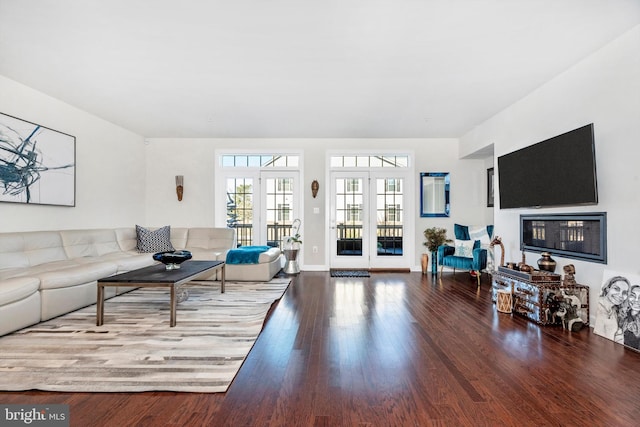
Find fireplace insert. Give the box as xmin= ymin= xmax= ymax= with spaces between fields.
xmin=520 ymin=212 xmax=607 ymax=263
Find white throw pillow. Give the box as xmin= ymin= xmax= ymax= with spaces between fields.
xmin=468 ymin=226 xmax=491 ymax=247
xmin=454 ymin=239 xmax=475 ymax=258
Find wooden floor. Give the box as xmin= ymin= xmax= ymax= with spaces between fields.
xmin=2 ymin=271 xmax=640 ymax=426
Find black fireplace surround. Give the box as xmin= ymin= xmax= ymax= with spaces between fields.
xmin=520 ymin=212 xmax=607 ymax=263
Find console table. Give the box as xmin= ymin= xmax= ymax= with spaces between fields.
xmin=491 ymin=266 xmax=589 ymax=327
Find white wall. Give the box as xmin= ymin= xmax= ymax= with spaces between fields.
xmin=0 ymin=75 xmax=147 ymax=231
xmin=144 ymin=138 xmax=489 ymax=269
xmin=460 ymin=25 xmax=640 ymax=319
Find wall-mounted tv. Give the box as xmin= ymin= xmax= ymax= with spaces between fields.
xmin=497 ymin=124 xmax=597 ymax=209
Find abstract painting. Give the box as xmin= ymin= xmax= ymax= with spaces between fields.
xmin=0 ymin=113 xmax=75 ymax=206
xmin=593 ymin=270 xmax=640 ymax=353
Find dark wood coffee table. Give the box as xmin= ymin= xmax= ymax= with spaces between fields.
xmin=97 ymin=260 xmax=225 ymax=327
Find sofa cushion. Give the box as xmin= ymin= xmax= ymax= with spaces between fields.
xmin=136 ymin=225 xmax=175 ymax=253
xmin=0 ymin=276 xmax=40 ymax=306
xmin=37 ymin=261 xmax=118 ymax=290
xmin=115 ymin=227 xmax=138 ymax=251
xmin=81 ymin=251 xmax=155 ymax=273
xmin=186 ymin=228 xmax=235 ymax=250
xmin=0 ymin=231 xmax=67 ymax=269
xmin=60 ymin=229 xmax=122 ymax=258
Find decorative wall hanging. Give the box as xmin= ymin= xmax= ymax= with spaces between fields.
xmin=176 ymin=175 xmax=184 ymax=201
xmin=0 ymin=112 xmax=76 ymax=206
xmin=311 ymin=180 xmax=319 ymax=198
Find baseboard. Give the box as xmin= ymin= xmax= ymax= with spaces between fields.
xmin=368 ymin=268 xmax=411 ymax=273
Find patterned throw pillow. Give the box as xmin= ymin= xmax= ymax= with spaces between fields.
xmin=136 ymin=225 xmax=175 ymax=253
xmin=453 ymin=239 xmax=475 ymax=258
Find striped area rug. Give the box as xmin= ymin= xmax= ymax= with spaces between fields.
xmin=0 ymin=278 xmax=290 ymax=393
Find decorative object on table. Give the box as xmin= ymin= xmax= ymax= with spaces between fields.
xmin=176 ymin=175 xmax=184 ymax=201
xmin=563 ymin=264 xmax=577 ymax=285
xmin=153 ymin=250 xmax=193 ymax=270
xmin=311 ymin=180 xmax=319 ymax=198
xmin=420 ymin=172 xmax=450 ymax=217
xmin=487 ymin=167 xmax=494 ymax=208
xmin=283 ymin=218 xmax=302 ymax=274
xmin=0 ymin=112 xmax=76 ymax=206
xmin=537 ymin=252 xmax=557 ymax=272
xmin=489 ymin=236 xmax=505 ymax=268
xmin=496 ymin=289 xmax=512 ymax=313
xmin=423 ymin=227 xmax=452 ymax=275
xmin=518 ymin=252 xmax=533 ymax=273
xmin=594 ymin=271 xmax=640 ymax=352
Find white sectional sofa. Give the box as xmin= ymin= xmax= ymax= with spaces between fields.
xmin=0 ymin=226 xmax=282 ymax=337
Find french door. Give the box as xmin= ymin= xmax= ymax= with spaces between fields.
xmin=223 ymin=171 xmax=300 ymax=248
xmin=329 ymin=171 xmax=410 ymax=269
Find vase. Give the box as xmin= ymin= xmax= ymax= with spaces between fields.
xmin=421 ymin=253 xmax=429 ymax=275
xmin=537 ymin=252 xmax=557 ymax=273
xmin=431 ymin=251 xmax=437 ymax=275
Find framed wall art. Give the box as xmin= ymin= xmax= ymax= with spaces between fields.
xmin=487 ymin=167 xmax=494 ymax=207
xmin=0 ymin=112 xmax=75 ymax=206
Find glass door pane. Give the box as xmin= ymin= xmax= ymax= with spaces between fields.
xmin=330 ymin=172 xmax=370 ymax=269
xmin=265 ymin=177 xmax=295 ymax=248
xmin=226 ymin=178 xmax=254 ymax=247
xmin=375 ymin=178 xmax=403 ymax=257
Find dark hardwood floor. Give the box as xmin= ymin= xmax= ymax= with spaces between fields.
xmin=2 ymin=271 xmax=640 ymax=426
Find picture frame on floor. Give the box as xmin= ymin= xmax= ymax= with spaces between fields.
xmin=0 ymin=112 xmax=76 ymax=206
xmin=593 ymin=270 xmax=640 ymax=353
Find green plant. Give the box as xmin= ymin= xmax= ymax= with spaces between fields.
xmin=423 ymin=227 xmax=452 ymax=253
xmin=290 ymin=233 xmax=302 ymax=244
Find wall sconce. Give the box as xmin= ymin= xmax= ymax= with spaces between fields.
xmin=176 ymin=175 xmax=184 ymax=201
xmin=311 ymin=180 xmax=319 ymax=198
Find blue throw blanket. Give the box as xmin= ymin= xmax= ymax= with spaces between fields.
xmin=226 ymin=246 xmax=271 ymax=264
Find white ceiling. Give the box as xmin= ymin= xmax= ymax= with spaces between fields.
xmin=1 ymin=0 xmax=638 ymax=138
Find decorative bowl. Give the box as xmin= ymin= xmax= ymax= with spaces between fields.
xmin=153 ymin=250 xmax=192 ymax=270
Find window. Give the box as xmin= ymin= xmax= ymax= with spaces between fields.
xmin=221 ymin=155 xmax=299 ymax=168
xmin=347 ymin=204 xmax=363 ymax=222
xmin=346 ymin=179 xmax=360 ymax=192
xmin=330 ymin=155 xmax=409 ymax=168
xmin=385 ymin=204 xmax=401 ymax=222
xmin=277 ymin=203 xmax=291 ymax=221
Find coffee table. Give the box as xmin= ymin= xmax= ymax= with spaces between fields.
xmin=97 ymin=260 xmax=225 ymax=327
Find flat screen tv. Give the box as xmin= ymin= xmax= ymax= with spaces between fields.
xmin=497 ymin=124 xmax=597 ymax=209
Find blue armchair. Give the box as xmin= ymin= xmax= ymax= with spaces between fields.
xmin=437 ymin=224 xmax=493 ymax=287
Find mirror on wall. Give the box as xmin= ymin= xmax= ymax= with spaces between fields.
xmin=420 ymin=172 xmax=450 ymax=217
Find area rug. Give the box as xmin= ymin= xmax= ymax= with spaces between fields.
xmin=0 ymin=278 xmax=290 ymax=393
xmin=330 ymin=270 xmax=370 ymax=277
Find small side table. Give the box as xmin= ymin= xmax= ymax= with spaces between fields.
xmin=283 ymin=249 xmax=300 ymax=274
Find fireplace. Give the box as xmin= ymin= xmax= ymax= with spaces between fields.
xmin=520 ymin=213 xmax=607 ymax=263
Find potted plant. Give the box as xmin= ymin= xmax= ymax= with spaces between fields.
xmin=283 ymin=219 xmax=302 ymax=274
xmin=422 ymin=227 xmax=452 ymax=275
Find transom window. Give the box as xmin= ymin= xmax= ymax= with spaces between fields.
xmin=330 ymin=155 xmax=409 ymax=168
xmin=221 ymin=155 xmax=299 ymax=168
